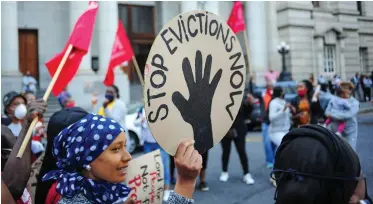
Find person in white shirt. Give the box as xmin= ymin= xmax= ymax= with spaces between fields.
xmin=268 ymin=87 xmax=292 ymax=147
xmin=318 ymin=74 xmax=327 ymax=85
xmin=22 ymin=71 xmax=37 ymax=94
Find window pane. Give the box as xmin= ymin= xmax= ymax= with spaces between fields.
xmin=324 ymin=45 xmax=336 ymax=73
xmin=360 ymin=47 xmax=369 ymax=72
xmin=131 ymin=6 xmax=153 ymax=34
xmin=118 ymin=5 xmax=130 ymax=33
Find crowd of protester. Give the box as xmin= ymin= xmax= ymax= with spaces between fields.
xmin=1 ymin=69 xmax=372 ymax=204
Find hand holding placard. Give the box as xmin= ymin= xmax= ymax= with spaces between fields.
xmin=174 ymin=140 xmax=202 ymax=199
xmin=172 ymin=51 xmax=222 ymax=153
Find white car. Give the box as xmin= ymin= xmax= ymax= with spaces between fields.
xmin=125 ymin=103 xmax=144 ymax=153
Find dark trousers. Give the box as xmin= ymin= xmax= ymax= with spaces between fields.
xmin=221 ymin=135 xmax=249 ymax=175
xmin=363 ymin=87 xmax=371 ymax=101
xmin=353 ymin=87 xmax=362 ymax=101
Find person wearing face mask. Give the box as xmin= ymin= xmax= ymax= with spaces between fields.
xmin=3 ymin=91 xmax=28 ymax=137
xmin=2 ymin=99 xmax=47 ymax=204
xmin=98 ymin=85 xmax=128 ymax=136
xmin=290 ymin=80 xmax=323 ymax=127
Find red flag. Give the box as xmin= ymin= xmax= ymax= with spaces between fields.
xmin=227 ymin=1 xmax=246 ymax=34
xmin=46 ymin=1 xmax=98 ymax=96
xmin=103 ymin=20 xmax=134 ymax=86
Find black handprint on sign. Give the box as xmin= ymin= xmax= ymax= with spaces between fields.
xmin=172 ymin=50 xmax=222 ymax=153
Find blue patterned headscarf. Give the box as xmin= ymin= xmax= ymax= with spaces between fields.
xmin=43 ymin=113 xmax=131 ymax=204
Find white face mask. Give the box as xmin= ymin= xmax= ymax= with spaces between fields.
xmin=14 ymin=104 xmax=27 ymax=120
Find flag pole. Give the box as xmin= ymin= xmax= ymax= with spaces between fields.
xmin=243 ymin=30 xmax=252 ymax=76
xmin=132 ymin=56 xmax=144 ymax=86
xmin=17 ymin=44 xmax=74 ymax=158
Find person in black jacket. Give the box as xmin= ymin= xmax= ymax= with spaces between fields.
xmin=219 ymin=90 xmax=255 ymax=185
xmin=35 ymin=107 xmax=88 ymax=204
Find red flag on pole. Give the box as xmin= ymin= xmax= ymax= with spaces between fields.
xmin=103 ymin=20 xmax=134 ymax=86
xmin=227 ymin=1 xmax=246 ymax=34
xmin=46 ymin=1 xmax=98 ymax=96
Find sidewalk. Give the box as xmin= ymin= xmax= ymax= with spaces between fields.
xmin=359 ymin=101 xmax=373 ymax=114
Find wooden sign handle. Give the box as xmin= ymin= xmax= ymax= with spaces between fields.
xmin=17 ymin=44 xmax=74 ymax=158
xmin=132 ymin=56 xmax=144 ymax=87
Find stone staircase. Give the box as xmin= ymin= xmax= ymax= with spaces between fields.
xmin=36 ymin=90 xmax=61 ymax=125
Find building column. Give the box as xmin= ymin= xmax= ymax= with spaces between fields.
xmin=155 ymin=2 xmax=180 ymax=34
xmin=203 ymin=1 xmax=219 ymax=15
xmin=339 ymin=38 xmax=346 ymax=80
xmin=1 ymin=1 xmax=19 ymax=76
xmin=315 ymin=37 xmax=324 ymax=76
xmin=69 ymin=1 xmax=92 ymax=72
xmin=97 ymin=0 xmax=130 ymax=105
xmin=67 ymin=1 xmax=130 ymax=110
xmin=246 ymin=1 xmax=268 ymax=85
xmin=266 ymin=1 xmax=280 ymax=72
xmin=1 ymin=1 xmax=22 ymax=99
xmin=181 ymin=1 xmax=198 ymax=13
xmin=97 ymin=1 xmax=117 ymax=76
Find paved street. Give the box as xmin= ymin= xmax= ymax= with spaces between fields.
xmin=186 ymin=112 xmax=373 ymax=204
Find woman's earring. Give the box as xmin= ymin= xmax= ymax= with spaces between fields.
xmin=85 ymin=165 xmax=92 ymax=171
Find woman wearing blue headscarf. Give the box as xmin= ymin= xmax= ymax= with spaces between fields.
xmin=42 ymin=113 xmax=202 ymax=204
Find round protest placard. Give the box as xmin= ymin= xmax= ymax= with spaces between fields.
xmin=144 ymin=10 xmax=246 ymax=155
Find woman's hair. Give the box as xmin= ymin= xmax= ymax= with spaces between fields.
xmin=111 ymin=85 xmax=120 ymax=99
xmin=273 ymin=125 xmax=361 ymax=204
xmin=265 ymin=86 xmax=283 ymax=121
xmin=320 ymin=83 xmax=328 ymax=92
xmin=301 ymin=80 xmax=314 ymax=99
xmin=272 ymin=86 xmax=283 ymax=99
xmin=35 ymin=107 xmax=88 ymax=204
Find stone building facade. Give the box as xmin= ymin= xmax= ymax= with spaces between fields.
xmin=277 ymin=1 xmax=373 ymax=81
xmin=1 ymin=1 xmax=372 ymax=110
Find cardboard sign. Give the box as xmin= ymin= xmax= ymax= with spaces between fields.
xmin=125 ymin=149 xmax=164 ymax=204
xmin=144 ymin=10 xmax=246 ymax=155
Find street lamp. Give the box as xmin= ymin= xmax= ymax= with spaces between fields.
xmin=277 ymin=41 xmax=292 ymax=81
